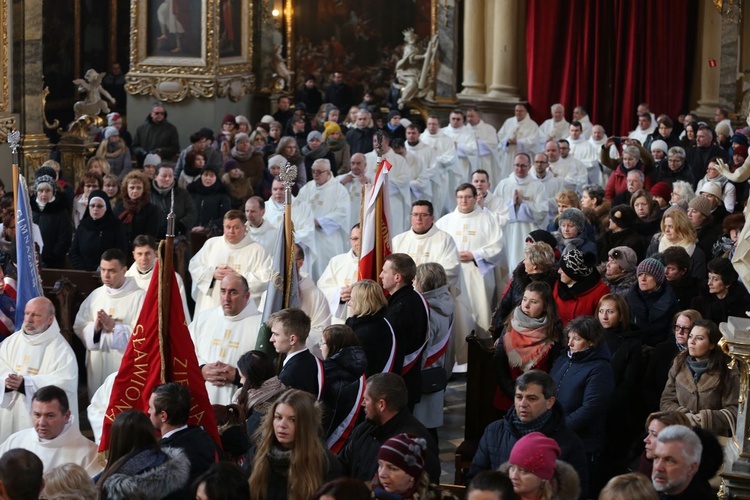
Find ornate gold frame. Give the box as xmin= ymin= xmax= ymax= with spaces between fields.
xmin=126 ymin=0 xmax=255 ymax=103
xmin=0 ymin=0 xmax=15 ymax=140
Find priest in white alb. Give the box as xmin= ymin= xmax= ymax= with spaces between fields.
xmin=572 ymin=106 xmax=594 ymax=140
xmin=336 ymin=153 xmax=370 ymax=218
xmin=544 ymin=140 xmax=587 ymax=193
xmin=188 ymin=210 xmax=271 ymax=316
xmin=538 ymin=103 xmax=570 ymax=149
xmin=567 ymin=121 xmax=601 ymax=185
xmin=318 ymin=224 xmax=361 ymax=324
xmin=530 ymin=153 xmax=565 ymax=224
xmin=419 ymin=117 xmax=456 ymax=216
xmin=0 ymin=385 xmax=102 ymax=474
xmin=126 ymin=234 xmax=191 ymax=322
xmin=264 ymin=177 xmax=316 ymax=255
xmin=189 ymin=274 xmax=263 ymax=405
xmin=244 ymin=196 xmax=278 ymax=257
xmin=364 ymin=133 xmax=411 ymax=235
xmin=466 ymin=107 xmax=502 ymax=184
xmin=435 ymin=184 xmax=504 ymax=336
xmin=73 ymin=249 xmax=145 ymax=399
xmin=0 ymin=298 xmax=78 ymax=443
xmin=496 ymin=103 xmax=540 ymax=181
xmin=293 ymin=244 xmax=331 ymax=347
xmin=297 ymin=158 xmax=351 ymax=281
xmin=471 ymin=170 xmax=509 ymax=226
xmin=494 ymin=153 xmax=547 ymax=271
xmin=442 ymin=110 xmax=478 ymax=201
xmin=392 ymin=138 xmax=432 ymax=204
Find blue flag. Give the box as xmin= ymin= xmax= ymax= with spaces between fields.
xmin=15 ymin=175 xmax=43 ymax=326
xmin=255 ymin=216 xmax=300 ymax=357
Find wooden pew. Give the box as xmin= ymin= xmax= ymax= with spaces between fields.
xmin=454 ymin=333 xmax=502 ymax=485
xmin=40 ymin=268 xmax=101 ymax=343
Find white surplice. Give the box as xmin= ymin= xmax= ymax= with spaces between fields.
xmin=531 ymin=171 xmax=565 ymax=224
xmin=419 ymin=131 xmax=458 ymax=216
xmin=402 ymin=150 xmax=433 ymax=204
xmin=442 ymin=125 xmax=478 ymax=205
xmin=246 ymin=219 xmax=279 ymax=259
xmin=0 ymin=321 xmax=78 ymax=443
xmin=264 ymin=198 xmax=316 ymax=259
xmin=568 ymin=136 xmax=601 ymax=185
xmin=73 ymin=278 xmax=145 ymax=399
xmin=317 ymin=250 xmax=359 ymax=324
xmin=297 ymin=176 xmax=351 ymax=281
xmin=298 ymin=274 xmax=331 ymax=348
xmin=87 ymin=370 xmax=117 ymax=444
xmin=189 ymin=301 xmax=262 ymax=405
xmin=471 ymin=120 xmax=502 ymax=183
xmin=188 ymin=233 xmax=271 ymax=316
xmin=494 ymin=175 xmax=547 ymax=271
xmin=435 ymin=207 xmax=504 ymax=333
xmin=578 ymin=115 xmax=594 ymax=140
xmin=335 ymin=173 xmax=369 ymax=225
xmin=549 ymin=156 xmax=588 ymax=193
xmin=538 ymin=118 xmax=570 ymax=149
xmin=364 ymin=149 xmax=412 ymax=235
xmin=0 ymin=419 xmax=103 ymax=475
xmin=126 ymin=263 xmax=191 ymax=323
xmin=496 ymin=116 xmax=540 ymax=181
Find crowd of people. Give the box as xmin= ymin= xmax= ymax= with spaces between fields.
xmin=0 ymin=85 xmax=746 ymax=499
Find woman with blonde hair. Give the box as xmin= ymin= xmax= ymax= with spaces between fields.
xmin=41 ymin=463 xmax=98 ymax=500
xmin=345 ymin=279 xmax=396 ymax=376
xmin=632 ymin=411 xmax=692 ymax=477
xmin=547 ymin=189 xmax=580 ymax=231
xmin=599 ymin=472 xmax=657 ymax=500
xmin=248 ymin=389 xmax=340 ymax=500
xmin=86 ymin=155 xmax=111 ymax=177
xmin=646 ymin=208 xmax=707 ymax=279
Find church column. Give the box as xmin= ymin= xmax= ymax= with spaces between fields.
xmin=460 ymin=0 xmax=486 ymax=95
xmin=486 ymin=0 xmax=520 ymax=100
xmin=693 ymin=0 xmax=723 ymax=117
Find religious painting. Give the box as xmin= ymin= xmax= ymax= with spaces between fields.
xmin=290 ymin=0 xmax=432 ymax=103
xmin=219 ymin=0 xmax=243 ymax=58
xmin=147 ymin=0 xmax=204 ymax=59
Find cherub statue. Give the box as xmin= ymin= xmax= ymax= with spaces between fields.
xmin=394 ymin=29 xmax=438 ymax=108
xmin=273 ymin=44 xmax=291 ymax=88
xmin=73 ymin=69 xmax=116 ymax=118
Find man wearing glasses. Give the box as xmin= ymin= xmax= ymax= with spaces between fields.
xmin=132 ymin=101 xmax=181 ymax=165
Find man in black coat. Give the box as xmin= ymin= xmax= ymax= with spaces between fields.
xmin=469 ymin=371 xmax=588 ymax=498
xmin=337 ymin=373 xmax=440 ymax=483
xmin=685 ymin=125 xmax=729 ymax=187
xmin=381 ymin=253 xmax=429 ymax=410
xmin=270 ymin=308 xmax=324 ymax=400
xmin=323 ymin=71 xmax=353 ymax=113
xmin=345 ymin=109 xmax=375 ymax=155
xmin=652 ymin=425 xmax=713 ymax=499
xmin=132 ymin=102 xmax=181 ymax=164
xmin=149 ymin=382 xmax=220 ymax=490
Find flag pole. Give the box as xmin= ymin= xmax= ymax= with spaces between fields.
xmin=374 ymin=129 xmax=384 ymax=285
xmin=8 ymin=130 xmax=19 ymax=214
xmin=158 ymin=188 xmax=175 ymax=382
xmin=279 ymin=162 xmax=297 ymax=307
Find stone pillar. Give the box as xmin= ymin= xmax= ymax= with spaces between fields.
xmin=487 ymin=0 xmax=520 ymax=100
xmin=12 ymin=0 xmax=51 ymax=179
xmin=460 ymin=0 xmax=486 ymax=95
xmin=693 ymin=0 xmax=723 ymax=117
xmin=434 ymin=0 xmax=460 ymax=100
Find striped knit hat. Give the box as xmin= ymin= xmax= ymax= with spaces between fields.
xmin=378 ymin=433 xmax=427 ymax=479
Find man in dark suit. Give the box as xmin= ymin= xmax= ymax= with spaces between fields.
xmin=148 ymin=382 xmax=220 ymax=487
xmin=270 ymin=308 xmax=324 ymax=400
xmin=380 ymin=253 xmax=429 ymax=410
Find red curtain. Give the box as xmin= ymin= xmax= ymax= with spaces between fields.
xmin=526 ymin=0 xmax=694 ymax=136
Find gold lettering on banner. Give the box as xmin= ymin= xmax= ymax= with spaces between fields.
xmin=190 ymin=402 xmax=204 ymax=424
xmin=173 ymin=358 xmax=189 ymax=384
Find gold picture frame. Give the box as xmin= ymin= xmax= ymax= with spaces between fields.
xmin=126 ymin=0 xmax=254 ymax=103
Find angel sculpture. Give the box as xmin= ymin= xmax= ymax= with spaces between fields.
xmin=394 ymin=29 xmax=439 ymax=108
xmin=73 ymin=69 xmax=116 ymax=118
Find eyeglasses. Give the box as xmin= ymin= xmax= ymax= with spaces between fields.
xmin=673 ymin=325 xmax=691 ymax=333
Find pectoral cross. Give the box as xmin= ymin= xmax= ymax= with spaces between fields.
xmin=212 ymin=329 xmax=240 ymax=358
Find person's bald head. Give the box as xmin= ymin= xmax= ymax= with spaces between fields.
xmin=244 ymin=196 xmax=265 ymax=227
xmin=220 ymin=274 xmax=250 ymax=317
xmin=544 ymin=140 xmax=561 ymax=163
xmin=23 ymin=298 xmax=55 ymax=335
xmin=350 ymin=153 xmax=366 ymax=176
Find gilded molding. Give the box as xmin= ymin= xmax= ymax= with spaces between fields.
xmin=0 ymin=0 xmax=8 ymax=113
xmin=0 ymin=114 xmax=17 ymax=141
xmin=42 ymin=87 xmax=61 ymax=132
xmin=127 ymin=0 xmax=254 ymax=103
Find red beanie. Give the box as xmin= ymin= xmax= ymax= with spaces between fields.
xmin=650 ymin=181 xmax=672 ymax=201
xmin=222 ymin=113 xmax=236 ymax=125
xmin=509 ymin=432 xmax=561 ymax=481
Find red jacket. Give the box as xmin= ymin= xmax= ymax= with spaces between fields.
xmin=604 ymin=163 xmax=654 ymax=200
xmin=553 ymin=279 xmax=611 ymax=327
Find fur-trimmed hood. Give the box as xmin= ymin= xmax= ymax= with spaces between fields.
xmin=499 ymin=459 xmax=581 ymax=500
xmin=101 ymin=446 xmax=190 ymax=500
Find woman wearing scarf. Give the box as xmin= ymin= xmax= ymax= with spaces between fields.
xmin=646 ymin=208 xmax=707 ymax=279
xmin=275 ymin=136 xmax=307 ymax=192
xmin=72 ymin=172 xmax=102 ymax=229
xmin=187 ymin=164 xmax=231 ymax=235
xmin=696 ymin=159 xmax=737 ymax=213
xmin=493 ymin=281 xmax=563 ymax=412
xmin=625 ymin=258 xmax=679 ymax=347
xmin=69 ymin=189 xmax=128 ymax=270
xmin=96 ymin=126 xmax=132 ymax=180
xmin=552 ymin=248 xmax=609 ymax=328
xmin=113 ymin=171 xmax=160 ymax=248
xmin=177 ymin=148 xmax=207 ymax=189
xmin=323 ymin=121 xmax=350 ymax=174
xmin=553 ymin=208 xmax=597 ymax=257
xmin=660 ymin=319 xmax=739 ymax=436
xmin=231 ymin=132 xmax=265 ymax=189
